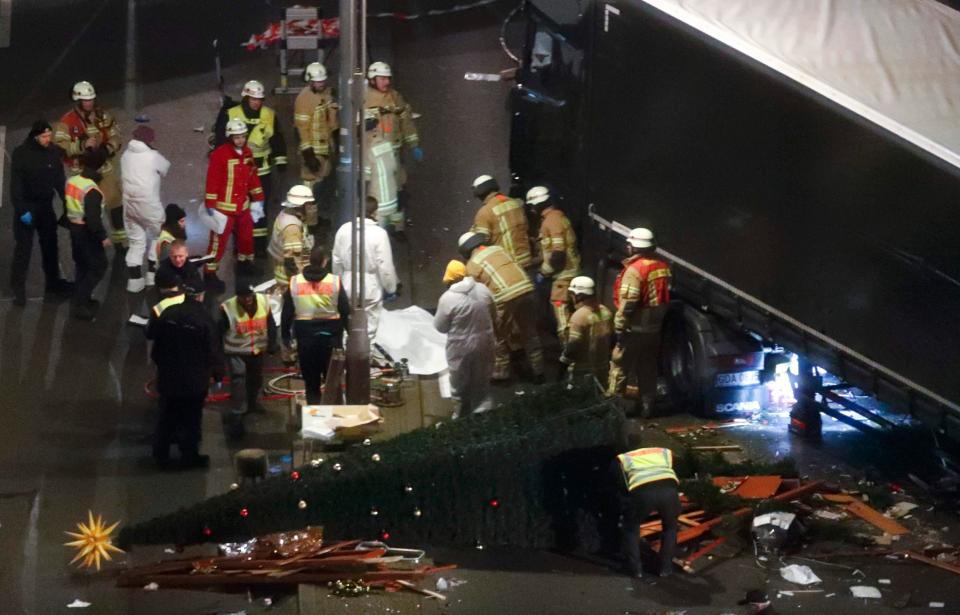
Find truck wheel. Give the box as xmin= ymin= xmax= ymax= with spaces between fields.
xmin=662 ymin=311 xmax=710 ymax=416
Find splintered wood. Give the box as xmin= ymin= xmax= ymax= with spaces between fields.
xmin=118 ymin=535 xmax=454 ymax=595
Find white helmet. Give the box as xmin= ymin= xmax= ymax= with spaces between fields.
xmin=367 ymin=61 xmax=393 ymax=79
xmin=526 ymin=186 xmax=550 ymax=206
xmin=458 ymin=231 xmax=478 ymax=248
xmin=304 ymin=62 xmax=327 ymax=83
xmin=72 ymin=81 xmax=96 ymax=101
xmin=285 ymin=184 xmax=314 ymax=207
xmin=225 ymin=118 xmax=249 ymax=136
xmin=472 ymin=174 xmax=494 ymax=189
xmin=568 ymin=276 xmax=595 ymax=296
xmin=627 ymin=227 xmax=655 ymax=249
xmin=241 ymin=80 xmax=266 ymax=99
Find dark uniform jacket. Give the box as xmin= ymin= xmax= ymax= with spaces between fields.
xmin=147 ymin=298 xmax=225 ymax=397
xmin=11 ymin=137 xmax=66 ymax=218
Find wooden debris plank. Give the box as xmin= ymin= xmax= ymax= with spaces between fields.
xmin=822 ymin=493 xmax=857 ymax=503
xmin=902 ymin=550 xmax=960 ymax=576
xmin=734 ymin=476 xmax=782 ymax=499
xmin=682 ymin=536 xmax=727 ymax=567
xmin=394 ymin=579 xmax=447 ymax=601
xmin=845 ymin=500 xmax=909 ymax=536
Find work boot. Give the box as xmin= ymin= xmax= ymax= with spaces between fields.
xmin=127 ymin=266 xmax=145 ymax=293
xmin=12 ymin=286 xmax=26 ymax=306
xmin=145 ymin=270 xmax=156 ymax=287
xmin=70 ymin=302 xmax=96 ymax=321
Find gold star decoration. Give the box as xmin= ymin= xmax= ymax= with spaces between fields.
xmin=64 ymin=511 xmax=124 ymax=570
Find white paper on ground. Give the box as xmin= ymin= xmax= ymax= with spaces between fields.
xmin=780 ymin=564 xmax=822 ymax=585
xmin=374 ymin=306 xmax=448 ymax=375
xmin=66 ymin=600 xmax=91 ymax=608
xmin=301 ymin=404 xmax=381 ymax=440
xmin=127 ymin=314 xmax=149 ymax=326
xmin=850 ymin=586 xmax=882 ymax=599
xmin=754 ymin=511 xmax=796 ymax=530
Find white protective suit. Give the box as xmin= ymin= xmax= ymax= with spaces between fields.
xmin=120 ymin=139 xmax=171 ymax=272
xmin=434 ymin=276 xmax=497 ymax=417
xmin=331 ymin=218 xmax=398 ymax=336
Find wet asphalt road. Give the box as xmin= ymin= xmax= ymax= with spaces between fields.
xmin=3 ymin=1 xmax=960 ymax=613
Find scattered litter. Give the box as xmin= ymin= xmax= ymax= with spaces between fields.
xmin=134 ymin=114 xmax=150 ymax=123
xmin=813 ymin=509 xmax=847 ymax=521
xmin=825 ymin=593 xmax=836 ymax=598
xmin=877 ymin=578 xmax=891 ymax=585
xmin=66 ymin=600 xmax=91 ymax=609
xmin=464 ymin=72 xmax=502 ymax=81
xmin=780 ymin=564 xmax=822 ymax=585
xmin=127 ymin=314 xmax=149 ymax=327
xmin=263 ymin=597 xmax=273 ymax=606
xmin=143 ymin=582 xmax=159 ymax=591
xmin=737 ymin=589 xmax=770 ymax=610
xmin=778 ymin=589 xmax=823 ymax=597
xmin=850 ymin=586 xmax=882 ymax=599
xmin=436 ymin=577 xmax=448 ymax=592
xmin=193 ymin=126 xmax=205 ymax=132
xmin=930 ymin=602 xmax=945 ymax=608
xmin=163 ymin=548 xmax=175 ymax=554
xmin=887 ymin=502 xmax=919 ymax=519
xmin=846 ymin=500 xmax=909 ymax=535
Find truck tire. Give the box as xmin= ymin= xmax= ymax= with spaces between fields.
xmin=662 ymin=307 xmax=712 ymax=416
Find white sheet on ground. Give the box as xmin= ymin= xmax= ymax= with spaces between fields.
xmin=641 ymin=0 xmax=960 ymax=170
xmin=374 ymin=306 xmax=448 ymax=376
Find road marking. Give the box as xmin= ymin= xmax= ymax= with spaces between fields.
xmin=0 ymin=0 xmax=11 ymax=48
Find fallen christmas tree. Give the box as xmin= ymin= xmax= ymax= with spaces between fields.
xmin=119 ymin=383 xmax=625 ymax=550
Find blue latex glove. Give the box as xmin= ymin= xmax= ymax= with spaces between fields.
xmin=411 ymin=146 xmax=424 ymax=163
xmin=534 ymin=272 xmax=546 ymax=285
xmin=19 ymin=211 xmax=33 ymax=225
xmin=205 ymin=206 xmax=215 ymax=216
xmin=383 ymin=292 xmax=398 ymax=303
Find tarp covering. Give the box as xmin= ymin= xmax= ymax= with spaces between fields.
xmin=640 ymin=0 xmax=960 ymax=169
xmin=374 ymin=306 xmax=448 ymax=376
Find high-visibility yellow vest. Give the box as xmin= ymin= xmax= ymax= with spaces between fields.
xmin=228 ymin=105 xmax=276 ymax=175
xmin=617 ymin=447 xmax=678 ymax=491
xmin=152 ymin=293 xmax=185 ymax=317
xmin=289 ymin=273 xmax=341 ymax=321
xmin=222 ymin=294 xmax=270 ymax=355
xmin=64 ymin=175 xmax=102 ymax=224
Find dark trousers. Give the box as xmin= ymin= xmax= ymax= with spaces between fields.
xmin=622 ymin=479 xmax=681 ymax=577
xmin=227 ymin=353 xmax=263 ymax=415
xmin=154 ymin=394 xmax=205 ymax=460
xmin=69 ymin=226 xmax=107 ymax=305
xmin=253 ymin=171 xmax=272 ymax=255
xmin=11 ymin=207 xmax=61 ymax=290
xmin=297 ymin=332 xmax=338 ymax=404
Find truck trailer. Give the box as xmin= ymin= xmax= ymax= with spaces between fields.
xmin=510 ymin=0 xmax=960 ymax=442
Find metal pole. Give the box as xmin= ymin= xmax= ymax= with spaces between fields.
xmin=338 ymin=0 xmax=370 ymax=404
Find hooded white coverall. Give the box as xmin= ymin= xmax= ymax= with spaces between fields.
xmin=434 ymin=276 xmax=497 ymax=417
xmin=331 ymin=218 xmax=398 ymax=336
xmin=120 ymin=139 xmax=171 ymax=273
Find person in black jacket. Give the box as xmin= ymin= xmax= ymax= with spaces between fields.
xmin=65 ymin=148 xmax=111 ymax=320
xmin=281 ymin=245 xmax=350 ymax=404
xmin=9 ymin=120 xmax=74 ymax=305
xmin=146 ymin=281 xmax=225 ymax=469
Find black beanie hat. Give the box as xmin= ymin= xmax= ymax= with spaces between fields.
xmin=29 ymin=120 xmax=53 ymax=138
xmin=164 ymin=203 xmax=186 ymax=226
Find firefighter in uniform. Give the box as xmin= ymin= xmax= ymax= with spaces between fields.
xmin=470 ymin=175 xmax=532 ymax=268
xmin=219 ymin=80 xmax=287 ymax=256
xmin=613 ymin=446 xmax=681 ymax=578
xmin=281 ymin=246 xmax=350 ymax=404
xmin=365 ymin=61 xmax=422 ymax=229
xmin=155 ymin=203 xmax=186 ymax=262
xmin=459 ymin=231 xmax=544 ymax=383
xmin=269 ymin=185 xmax=313 ymax=290
xmin=219 ymin=277 xmax=278 ymax=439
xmin=528 ymin=186 xmax=580 ymax=339
xmin=64 ymin=149 xmax=111 ymax=321
xmin=608 ymin=228 xmax=672 ymax=416
xmin=204 ymin=118 xmax=265 ymax=289
xmin=363 ymin=112 xmax=399 ymax=228
xmin=55 ymin=81 xmax=126 ymax=248
xmin=294 ymin=62 xmax=338 ymax=229
xmin=560 ymin=276 xmax=613 ymax=384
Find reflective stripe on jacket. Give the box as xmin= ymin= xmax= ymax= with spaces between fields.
xmin=222 ymin=294 xmax=270 ymax=355
xmin=617 ymin=447 xmax=679 ymax=491
xmin=152 ymin=293 xmax=185 ymax=317
xmin=471 ymin=193 xmax=531 ymax=268
xmin=465 ymin=245 xmax=533 ymax=305
xmin=613 ymin=256 xmax=671 ymax=310
xmin=228 ymin=105 xmax=278 ymax=175
xmin=290 ymin=273 xmax=342 ymax=321
xmin=64 ymin=175 xmax=102 ymax=224
xmin=268 ymin=211 xmax=304 ymax=261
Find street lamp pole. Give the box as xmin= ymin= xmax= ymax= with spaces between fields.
xmin=338 ymin=0 xmax=370 ymax=403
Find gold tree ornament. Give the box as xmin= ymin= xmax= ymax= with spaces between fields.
xmin=64 ymin=511 xmax=124 ymax=570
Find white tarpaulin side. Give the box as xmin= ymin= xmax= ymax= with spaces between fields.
xmin=639 ymin=0 xmax=960 ymax=169
xmin=373 ymin=306 xmax=448 ymax=375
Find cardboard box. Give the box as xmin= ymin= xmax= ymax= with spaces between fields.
xmin=301 ymin=404 xmax=382 ymax=441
